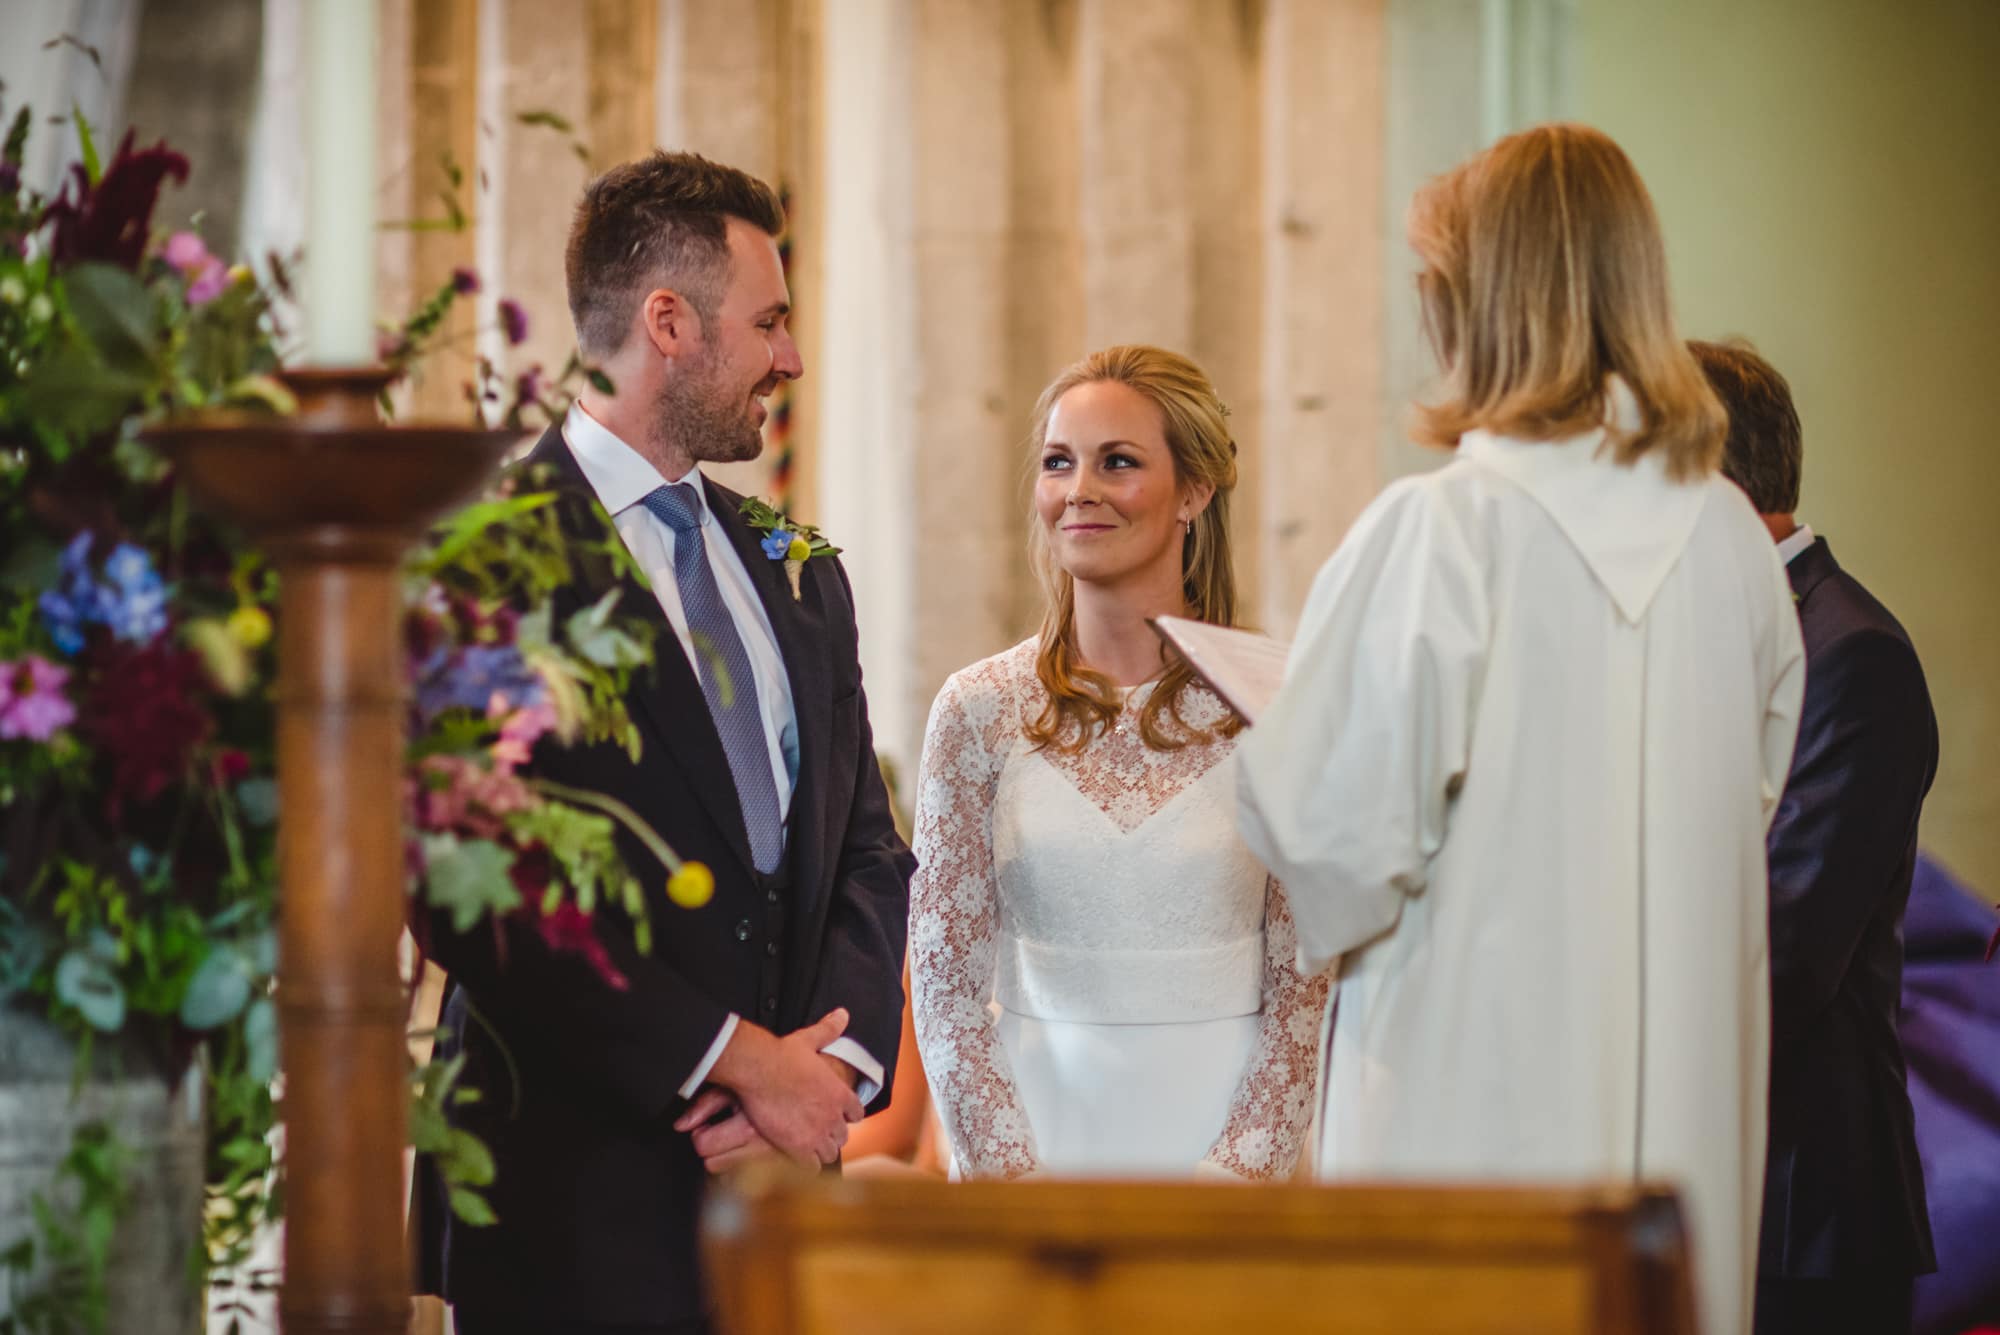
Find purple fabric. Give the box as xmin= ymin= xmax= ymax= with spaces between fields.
xmin=1904 ymin=854 xmax=2000 ymax=1335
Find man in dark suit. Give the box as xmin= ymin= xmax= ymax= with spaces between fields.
xmin=1693 ymin=341 xmax=1937 ymax=1335
xmin=427 ymin=152 xmax=914 ymax=1334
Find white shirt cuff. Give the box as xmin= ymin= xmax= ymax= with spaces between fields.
xmin=819 ymin=1035 xmax=884 ymax=1104
xmin=679 ymin=1013 xmax=740 ymax=1099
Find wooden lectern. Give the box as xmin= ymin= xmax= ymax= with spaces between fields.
xmin=703 ymin=1176 xmax=1697 ymax=1335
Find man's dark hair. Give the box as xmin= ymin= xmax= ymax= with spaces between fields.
xmin=1688 ymin=338 xmax=1802 ymax=514
xmin=564 ymin=151 xmax=784 ymax=359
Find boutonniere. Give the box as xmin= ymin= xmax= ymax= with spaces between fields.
xmin=739 ymin=497 xmax=842 ymax=601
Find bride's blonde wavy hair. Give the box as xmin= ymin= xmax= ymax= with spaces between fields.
xmin=1023 ymin=345 xmax=1243 ymax=754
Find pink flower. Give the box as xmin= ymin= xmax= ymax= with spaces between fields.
xmin=186 ymin=257 xmax=228 ymax=304
xmin=0 ymin=655 xmax=78 ymax=742
xmin=411 ymin=753 xmax=534 ymax=838
xmin=163 ymin=230 xmax=210 ymax=273
xmin=490 ymin=699 xmax=557 ymax=773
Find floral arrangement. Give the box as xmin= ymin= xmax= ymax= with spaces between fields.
xmin=0 ymin=97 xmax=689 ymax=1329
xmin=738 ymin=496 xmax=841 ymax=601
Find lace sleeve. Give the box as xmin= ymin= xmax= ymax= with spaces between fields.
xmin=1200 ymin=877 xmax=1331 ymax=1179
xmin=908 ymin=670 xmax=1042 ymax=1178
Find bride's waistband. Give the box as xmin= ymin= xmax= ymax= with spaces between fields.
xmin=993 ymin=934 xmax=1263 ymax=1025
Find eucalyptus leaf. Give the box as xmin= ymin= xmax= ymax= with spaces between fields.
xmin=0 ymin=918 xmax=54 ymax=1002
xmin=246 ymin=927 xmax=278 ymax=977
xmin=179 ymin=947 xmax=252 ymax=1030
xmin=53 ymin=949 xmax=125 ymax=1031
xmin=236 ymin=777 xmax=278 ymax=826
xmin=243 ymin=998 xmax=278 ymax=1082
xmin=565 ymin=590 xmax=646 ymax=669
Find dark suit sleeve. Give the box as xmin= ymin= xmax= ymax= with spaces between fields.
xmin=427 ymin=896 xmax=733 ymax=1123
xmin=1767 ymin=629 xmax=1936 ymax=1042
xmin=806 ymin=561 xmax=917 ymax=1113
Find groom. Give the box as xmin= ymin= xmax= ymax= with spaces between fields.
xmin=426 ymin=151 xmax=914 ymax=1334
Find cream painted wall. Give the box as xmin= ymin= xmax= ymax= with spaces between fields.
xmin=1574 ymin=0 xmax=2000 ymax=889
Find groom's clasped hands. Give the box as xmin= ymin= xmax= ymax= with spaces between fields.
xmin=672 ymin=1007 xmax=867 ymax=1173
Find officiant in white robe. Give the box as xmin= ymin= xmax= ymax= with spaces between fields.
xmin=1237 ymin=126 xmax=1807 ymax=1335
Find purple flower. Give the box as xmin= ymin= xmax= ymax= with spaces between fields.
xmin=0 ymin=162 xmax=18 ymax=196
xmin=0 ymin=656 xmax=77 ymax=742
xmin=514 ymin=364 xmax=544 ymax=405
xmin=414 ymin=643 xmax=545 ymax=722
xmin=41 ymin=129 xmax=190 ymax=270
xmin=497 ymin=298 xmax=529 ymax=347
xmin=451 ymin=267 xmax=481 ymax=295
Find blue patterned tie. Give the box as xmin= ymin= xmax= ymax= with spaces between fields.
xmin=643 ymin=483 xmax=784 ymax=873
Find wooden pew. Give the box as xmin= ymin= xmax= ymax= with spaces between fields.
xmin=703 ymin=1176 xmax=1696 ymax=1335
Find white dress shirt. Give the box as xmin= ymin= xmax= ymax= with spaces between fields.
xmin=1777 ymin=521 xmax=1816 ymax=566
xmin=562 ymin=403 xmax=882 ymax=1103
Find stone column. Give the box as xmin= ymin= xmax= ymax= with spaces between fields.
xmin=1257 ymin=0 xmax=1386 ymax=635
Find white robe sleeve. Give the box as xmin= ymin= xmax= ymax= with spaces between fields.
xmin=1236 ymin=479 xmax=1489 ymax=975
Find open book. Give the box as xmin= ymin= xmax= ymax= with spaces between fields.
xmin=1147 ymin=616 xmax=1292 ymax=725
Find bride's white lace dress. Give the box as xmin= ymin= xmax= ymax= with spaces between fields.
xmin=910 ymin=639 xmax=1330 ymax=1180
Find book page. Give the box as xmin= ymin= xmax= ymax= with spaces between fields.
xmin=1148 ymin=616 xmax=1292 ymax=725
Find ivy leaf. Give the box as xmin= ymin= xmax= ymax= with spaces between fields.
xmin=65 ymin=262 xmax=161 ymax=374
xmin=565 ymin=589 xmax=646 ymax=669
xmin=243 ymin=998 xmax=278 ymax=1082
xmin=442 ymin=1127 xmax=496 ymax=1186
xmin=421 ymin=836 xmax=521 ymax=933
xmin=180 ymin=947 xmax=253 ymax=1029
xmin=447 ymin=1186 xmax=497 ymax=1227
xmin=53 ymin=948 xmax=125 ymax=1031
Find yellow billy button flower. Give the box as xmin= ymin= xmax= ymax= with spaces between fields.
xmin=227 ymin=604 xmax=273 ymax=650
xmin=666 ymin=861 xmax=715 ymax=909
xmin=785 ymin=534 xmax=811 ymax=562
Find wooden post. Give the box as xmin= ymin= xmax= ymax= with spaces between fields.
xmin=148 ymin=370 xmax=518 ymax=1335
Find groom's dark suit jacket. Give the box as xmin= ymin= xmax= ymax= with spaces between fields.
xmin=423 ymin=427 xmax=914 ymax=1327
xmin=1758 ymin=536 xmax=1936 ymax=1282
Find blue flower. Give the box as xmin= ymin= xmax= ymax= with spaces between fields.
xmin=103 ymin=543 xmax=162 ymax=595
xmin=37 ymin=533 xmax=170 ymax=652
xmin=414 ymin=643 xmax=546 ymax=721
xmin=760 ymin=528 xmax=794 ymax=561
xmin=37 ymin=587 xmax=90 ymax=656
xmin=102 ymin=583 xmax=168 ymax=644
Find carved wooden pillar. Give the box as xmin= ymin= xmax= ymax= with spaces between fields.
xmin=149 ymin=371 xmax=515 ymax=1335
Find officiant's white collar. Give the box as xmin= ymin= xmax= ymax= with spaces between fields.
xmin=1455 ymin=378 xmax=1708 ymax=625
xmin=562 ymin=401 xmax=710 ymax=524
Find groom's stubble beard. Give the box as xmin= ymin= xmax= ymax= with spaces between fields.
xmin=655 ymin=336 xmax=765 ymax=467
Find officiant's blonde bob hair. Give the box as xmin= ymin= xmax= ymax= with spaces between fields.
xmin=1409 ymin=123 xmax=1724 ymax=478
xmin=1025 ymin=345 xmax=1241 ymax=754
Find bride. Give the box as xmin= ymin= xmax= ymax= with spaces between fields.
xmin=909 ymin=345 xmax=1329 ymax=1180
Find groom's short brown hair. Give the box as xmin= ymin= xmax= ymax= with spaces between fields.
xmin=564 ymin=151 xmax=784 ymax=359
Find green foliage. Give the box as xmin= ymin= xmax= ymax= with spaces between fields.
xmin=0 ymin=1121 xmax=133 ymax=1335
xmin=409 ymin=1046 xmax=496 ymax=1227
xmin=420 ymin=835 xmax=522 ymax=932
